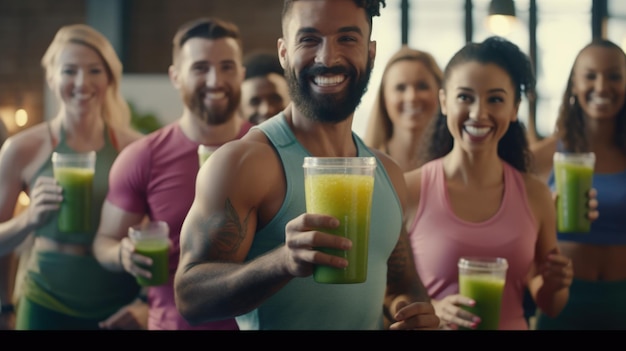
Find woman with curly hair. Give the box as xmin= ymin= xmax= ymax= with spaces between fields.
xmin=405 ymin=36 xmax=573 ymax=330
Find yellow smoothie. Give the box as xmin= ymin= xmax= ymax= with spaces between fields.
xmin=304 ymin=173 xmax=374 ymax=284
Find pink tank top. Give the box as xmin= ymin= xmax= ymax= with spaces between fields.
xmin=408 ymin=158 xmax=538 ymax=330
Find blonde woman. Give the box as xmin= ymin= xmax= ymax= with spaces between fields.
xmin=364 ymin=45 xmax=442 ymax=171
xmin=0 ymin=24 xmax=146 ymax=329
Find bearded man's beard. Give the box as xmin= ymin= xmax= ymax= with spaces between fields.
xmin=284 ymin=57 xmax=372 ymax=123
xmin=183 ymin=88 xmax=241 ymax=125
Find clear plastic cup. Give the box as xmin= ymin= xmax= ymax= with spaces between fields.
xmin=51 ymin=151 xmax=96 ymax=233
xmin=303 ymin=157 xmax=376 ymax=284
xmin=198 ymin=144 xmax=219 ymax=167
xmin=553 ymin=152 xmax=595 ymax=233
xmin=458 ymin=256 xmax=508 ymax=330
xmin=128 ymin=221 xmax=170 ymax=286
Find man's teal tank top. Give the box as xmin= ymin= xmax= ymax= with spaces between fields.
xmin=235 ymin=114 xmax=402 ymax=330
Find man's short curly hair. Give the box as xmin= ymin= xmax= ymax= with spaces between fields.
xmin=282 ymin=0 xmax=386 ymax=31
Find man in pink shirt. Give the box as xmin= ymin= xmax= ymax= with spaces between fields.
xmin=92 ymin=17 xmax=252 ymax=330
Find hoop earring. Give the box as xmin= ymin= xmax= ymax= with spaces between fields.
xmin=569 ymin=95 xmax=576 ymax=106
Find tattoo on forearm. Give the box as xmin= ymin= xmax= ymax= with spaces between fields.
xmin=203 ymin=198 xmax=253 ymax=260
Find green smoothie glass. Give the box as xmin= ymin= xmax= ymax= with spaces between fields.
xmin=198 ymin=144 xmax=218 ymax=167
xmin=553 ymin=152 xmax=595 ymax=233
xmin=51 ymin=151 xmax=96 ymax=233
xmin=303 ymin=157 xmax=376 ymax=284
xmin=458 ymin=257 xmax=508 ymax=330
xmin=129 ymin=221 xmax=170 ymax=286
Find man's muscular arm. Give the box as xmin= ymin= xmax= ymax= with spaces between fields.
xmin=174 ymin=143 xmax=293 ymax=324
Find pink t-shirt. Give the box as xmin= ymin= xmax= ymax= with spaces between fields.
xmin=107 ymin=121 xmax=252 ymax=330
xmin=408 ymin=158 xmax=538 ymax=330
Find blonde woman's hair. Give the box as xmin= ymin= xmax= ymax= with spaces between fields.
xmin=41 ymin=24 xmax=131 ymax=129
xmin=363 ymin=45 xmax=443 ymax=151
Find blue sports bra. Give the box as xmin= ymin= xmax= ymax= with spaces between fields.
xmin=548 ymin=169 xmax=626 ymax=245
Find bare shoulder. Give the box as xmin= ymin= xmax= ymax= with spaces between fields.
xmin=0 ymin=123 xmax=49 ymax=165
xmin=195 ymin=128 xmax=285 ymax=226
xmin=4 ymin=122 xmax=49 ymax=146
xmin=403 ymin=165 xmax=425 ymax=212
xmin=523 ymin=172 xmax=552 ymax=197
xmin=522 ymin=171 xmax=558 ymax=257
xmin=0 ymin=124 xmax=52 ymax=189
xmin=214 ymin=129 xmax=280 ymax=172
xmin=404 ymin=165 xmax=424 ymax=187
xmin=370 ymin=148 xmax=406 ymax=203
xmin=522 ymin=172 xmax=554 ymax=215
xmin=200 ymin=129 xmax=283 ymax=198
xmin=370 ymin=148 xmax=395 ymax=167
xmin=370 ymin=148 xmax=402 ymax=182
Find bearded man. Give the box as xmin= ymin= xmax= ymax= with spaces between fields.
xmin=92 ymin=17 xmax=251 ymax=331
xmin=174 ymin=0 xmax=439 ymax=330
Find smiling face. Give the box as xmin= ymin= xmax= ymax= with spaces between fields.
xmin=440 ymin=61 xmax=519 ymax=154
xmin=571 ymin=45 xmax=626 ymax=121
xmin=240 ymin=72 xmax=290 ymax=124
xmin=383 ymin=59 xmax=440 ymax=132
xmin=50 ymin=42 xmax=110 ymax=118
xmin=278 ymin=0 xmax=376 ymax=123
xmin=172 ymin=37 xmax=244 ymax=125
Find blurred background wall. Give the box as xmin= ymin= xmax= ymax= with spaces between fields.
xmin=0 ymin=0 xmax=283 ymax=135
xmin=2 ymin=0 xmax=625 ymax=140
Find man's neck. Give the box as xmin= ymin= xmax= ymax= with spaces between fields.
xmin=178 ymin=110 xmax=244 ymax=145
xmin=287 ymin=105 xmax=358 ymax=157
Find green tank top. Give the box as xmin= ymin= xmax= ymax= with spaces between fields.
xmin=30 ymin=123 xmax=119 ymax=245
xmin=21 ymin=123 xmax=140 ymax=320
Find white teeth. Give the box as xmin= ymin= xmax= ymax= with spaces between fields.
xmin=590 ymin=97 xmax=611 ymax=105
xmin=206 ymin=92 xmax=226 ymax=99
xmin=73 ymin=93 xmax=91 ymax=101
xmin=403 ymin=107 xmax=423 ymax=116
xmin=464 ymin=125 xmax=490 ymax=137
xmin=313 ymin=75 xmax=345 ymax=86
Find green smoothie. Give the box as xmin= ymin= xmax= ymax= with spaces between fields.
xmin=134 ymin=239 xmax=169 ymax=286
xmin=54 ymin=167 xmax=94 ymax=233
xmin=198 ymin=152 xmax=211 ymax=166
xmin=459 ymin=273 xmax=505 ymax=330
xmin=198 ymin=145 xmax=218 ymax=167
xmin=554 ymin=159 xmax=594 ymax=233
xmin=304 ymin=173 xmax=374 ymax=284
